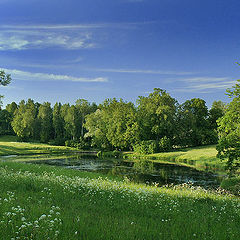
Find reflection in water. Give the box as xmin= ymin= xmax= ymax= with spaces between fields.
xmin=0 ymin=154 xmax=223 ymax=188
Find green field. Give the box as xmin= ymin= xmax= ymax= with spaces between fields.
xmin=0 ymin=135 xmax=74 ymax=156
xmin=0 ymin=161 xmax=239 ymax=240
xmin=0 ymin=137 xmax=239 ymax=239
xmin=123 ymin=145 xmax=227 ymax=172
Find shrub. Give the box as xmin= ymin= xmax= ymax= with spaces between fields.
xmin=133 ymin=140 xmax=158 ymax=154
xmin=158 ymin=136 xmax=172 ymax=152
xmin=220 ymin=177 xmax=240 ymax=195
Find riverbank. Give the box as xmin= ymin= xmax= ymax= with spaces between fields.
xmin=123 ymin=145 xmax=227 ymax=172
xmin=0 ymin=161 xmax=239 ymax=240
xmin=0 ymin=135 xmax=75 ymax=156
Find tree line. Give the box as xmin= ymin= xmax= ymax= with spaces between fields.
xmin=0 ymin=88 xmax=225 ymax=153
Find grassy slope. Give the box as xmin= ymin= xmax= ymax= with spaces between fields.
xmin=0 ymin=135 xmax=74 ymax=156
xmin=0 ymin=161 xmax=239 ymax=240
xmin=124 ymin=145 xmax=227 ymax=172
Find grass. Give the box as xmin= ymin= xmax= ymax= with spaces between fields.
xmin=123 ymin=145 xmax=227 ymax=172
xmin=0 ymin=161 xmax=239 ymax=240
xmin=0 ymin=135 xmax=74 ymax=156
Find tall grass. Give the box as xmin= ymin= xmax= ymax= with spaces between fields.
xmin=0 ymin=161 xmax=239 ymax=240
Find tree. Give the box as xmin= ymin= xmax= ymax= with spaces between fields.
xmin=53 ymin=102 xmax=65 ymax=143
xmin=0 ymin=70 xmax=11 ymax=107
xmin=85 ymin=98 xmax=139 ymax=150
xmin=0 ymin=110 xmax=12 ymax=134
xmin=38 ymin=102 xmax=53 ymax=142
xmin=217 ymin=80 xmax=240 ymax=172
xmin=137 ymin=88 xmax=177 ymax=143
xmin=11 ymin=99 xmax=38 ymax=140
xmin=176 ymin=98 xmax=209 ymax=147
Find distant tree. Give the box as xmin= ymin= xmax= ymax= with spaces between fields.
xmin=75 ymin=99 xmax=97 ymax=138
xmin=0 ymin=110 xmax=12 ymax=134
xmin=64 ymin=105 xmax=79 ymax=141
xmin=84 ymin=109 xmax=110 ymax=149
xmin=208 ymin=100 xmax=226 ymax=130
xmin=217 ymin=80 xmax=240 ymax=172
xmin=11 ymin=99 xmax=38 ymax=140
xmin=176 ymin=98 xmax=209 ymax=147
xmin=6 ymin=102 xmax=18 ymax=116
xmin=38 ymin=102 xmax=53 ymax=143
xmin=85 ymin=99 xmax=139 ymax=150
xmin=53 ymin=103 xmax=65 ymax=143
xmin=137 ymin=88 xmax=177 ymax=143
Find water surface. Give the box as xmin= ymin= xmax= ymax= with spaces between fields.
xmin=1 ymin=153 xmax=223 ymax=188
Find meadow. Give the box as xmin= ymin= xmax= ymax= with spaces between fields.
xmin=0 ymin=161 xmax=240 ymax=240
xmin=0 ymin=138 xmax=240 ymax=239
xmin=0 ymin=136 xmax=74 ymax=156
xmin=123 ymin=145 xmax=227 ymax=172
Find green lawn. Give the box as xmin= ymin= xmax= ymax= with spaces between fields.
xmin=124 ymin=145 xmax=227 ymax=172
xmin=0 ymin=161 xmax=239 ymax=240
xmin=0 ymin=135 xmax=74 ymax=156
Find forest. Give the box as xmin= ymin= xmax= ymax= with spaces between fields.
xmin=0 ymin=88 xmax=225 ymax=153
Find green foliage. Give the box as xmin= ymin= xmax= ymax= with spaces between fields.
xmin=217 ymin=80 xmax=240 ymax=172
xmin=38 ymin=102 xmax=53 ymax=143
xmin=134 ymin=140 xmax=159 ymax=154
xmin=0 ymin=70 xmax=11 ymax=107
xmin=176 ymin=98 xmax=210 ymax=147
xmin=158 ymin=136 xmax=172 ymax=152
xmin=137 ymin=88 xmax=177 ymax=142
xmin=0 ymin=70 xmax=11 ymax=86
xmin=220 ymin=177 xmax=240 ymax=195
xmin=85 ymin=99 xmax=139 ymax=150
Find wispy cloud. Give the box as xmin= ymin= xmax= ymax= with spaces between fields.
xmin=173 ymin=76 xmax=237 ymax=93
xmin=0 ymin=22 xmax=154 ymax=51
xmin=0 ymin=30 xmax=95 ymax=50
xmin=2 ymin=68 xmax=108 ymax=83
xmin=89 ymin=68 xmax=195 ymax=75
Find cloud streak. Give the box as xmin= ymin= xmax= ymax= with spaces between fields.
xmin=2 ymin=68 xmax=108 ymax=83
xmin=90 ymin=68 xmax=195 ymax=75
xmin=173 ymin=76 xmax=237 ymax=93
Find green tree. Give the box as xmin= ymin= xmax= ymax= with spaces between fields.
xmin=0 ymin=70 xmax=11 ymax=107
xmin=0 ymin=110 xmax=12 ymax=134
xmin=137 ymin=88 xmax=177 ymax=143
xmin=11 ymin=99 xmax=38 ymax=140
xmin=84 ymin=109 xmax=110 ymax=149
xmin=217 ymin=80 xmax=240 ymax=172
xmin=53 ymin=102 xmax=65 ymax=143
xmin=176 ymin=98 xmax=209 ymax=147
xmin=85 ymin=99 xmax=139 ymax=150
xmin=64 ymin=105 xmax=79 ymax=141
xmin=38 ymin=102 xmax=53 ymax=142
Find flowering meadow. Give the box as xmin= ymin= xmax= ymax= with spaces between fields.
xmin=0 ymin=161 xmax=239 ymax=240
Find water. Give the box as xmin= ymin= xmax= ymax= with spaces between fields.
xmin=1 ymin=153 xmax=224 ymax=188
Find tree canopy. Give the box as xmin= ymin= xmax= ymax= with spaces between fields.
xmin=217 ymin=80 xmax=240 ymax=172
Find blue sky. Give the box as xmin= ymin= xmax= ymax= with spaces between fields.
xmin=0 ymin=0 xmax=240 ymax=107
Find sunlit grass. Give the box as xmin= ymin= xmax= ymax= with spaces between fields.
xmin=0 ymin=161 xmax=239 ymax=240
xmin=124 ymin=145 xmax=227 ymax=172
xmin=0 ymin=136 xmax=74 ymax=156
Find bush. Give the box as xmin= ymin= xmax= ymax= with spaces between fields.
xmin=65 ymin=140 xmax=78 ymax=147
xmin=158 ymin=136 xmax=172 ymax=152
xmin=220 ymin=177 xmax=240 ymax=195
xmin=133 ymin=140 xmax=158 ymax=154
